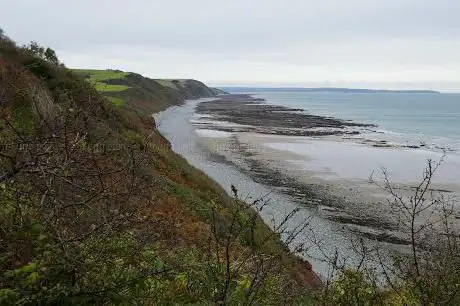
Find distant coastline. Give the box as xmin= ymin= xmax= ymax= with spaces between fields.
xmin=219 ymin=87 xmax=441 ymax=94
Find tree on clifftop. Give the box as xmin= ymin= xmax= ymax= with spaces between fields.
xmin=26 ymin=41 xmax=59 ymax=65
xmin=44 ymin=47 xmax=58 ymax=65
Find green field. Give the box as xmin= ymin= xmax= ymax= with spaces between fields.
xmin=94 ymin=83 xmax=130 ymax=92
xmin=73 ymin=69 xmax=130 ymax=93
xmin=73 ymin=69 xmax=129 ymax=81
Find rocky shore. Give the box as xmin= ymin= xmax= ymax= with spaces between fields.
xmin=195 ymin=94 xmax=375 ymax=137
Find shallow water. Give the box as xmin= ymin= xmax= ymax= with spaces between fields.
xmin=195 ymin=129 xmax=233 ymax=138
xmin=250 ymin=91 xmax=460 ymax=153
xmin=264 ymin=138 xmax=460 ymax=186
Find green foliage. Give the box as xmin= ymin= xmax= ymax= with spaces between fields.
xmin=12 ymin=102 xmax=37 ymax=134
xmin=44 ymin=48 xmax=59 ymax=65
xmin=314 ymin=268 xmax=427 ymax=306
xmin=25 ymin=41 xmax=59 ymax=65
xmin=1 ymin=199 xmax=161 ymax=305
xmin=27 ymin=41 xmax=45 ymax=57
xmin=322 ymin=269 xmax=383 ymax=306
xmin=170 ymin=185 xmax=213 ymax=218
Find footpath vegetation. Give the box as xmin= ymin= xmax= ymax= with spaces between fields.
xmin=1 ymin=30 xmax=459 ymax=305
xmin=0 ymin=31 xmax=319 ymax=305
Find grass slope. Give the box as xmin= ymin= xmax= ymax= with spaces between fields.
xmin=74 ymin=69 xmax=131 ymax=96
xmin=106 ymin=96 xmax=125 ymax=106
xmin=94 ymin=82 xmax=130 ymax=92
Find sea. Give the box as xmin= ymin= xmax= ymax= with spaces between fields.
xmin=220 ymin=89 xmax=460 ymax=188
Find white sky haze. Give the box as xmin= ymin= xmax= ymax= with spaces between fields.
xmin=1 ymin=0 xmax=459 ymax=91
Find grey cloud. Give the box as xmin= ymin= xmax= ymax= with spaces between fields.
xmin=1 ymin=0 xmax=459 ymax=90
xmin=3 ymin=1 xmax=459 ymax=50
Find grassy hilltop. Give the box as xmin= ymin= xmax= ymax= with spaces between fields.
xmin=73 ymin=69 xmax=220 ymax=114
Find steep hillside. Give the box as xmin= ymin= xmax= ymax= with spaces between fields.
xmin=0 ymin=35 xmax=319 ymax=304
xmin=73 ymin=69 xmax=217 ymax=114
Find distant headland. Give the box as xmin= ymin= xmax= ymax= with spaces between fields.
xmin=219 ymin=87 xmax=441 ymax=94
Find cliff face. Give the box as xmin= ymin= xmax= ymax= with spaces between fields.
xmin=0 ymin=36 xmax=319 ymax=305
xmin=154 ymin=79 xmax=217 ymax=100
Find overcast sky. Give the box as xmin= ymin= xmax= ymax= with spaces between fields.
xmin=1 ymin=0 xmax=459 ymax=91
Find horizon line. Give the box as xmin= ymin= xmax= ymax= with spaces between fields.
xmin=212 ymin=85 xmax=460 ymax=94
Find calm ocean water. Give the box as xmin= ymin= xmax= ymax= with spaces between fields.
xmin=228 ymin=90 xmax=460 ymax=153
xmin=218 ymin=89 xmax=460 ymax=186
